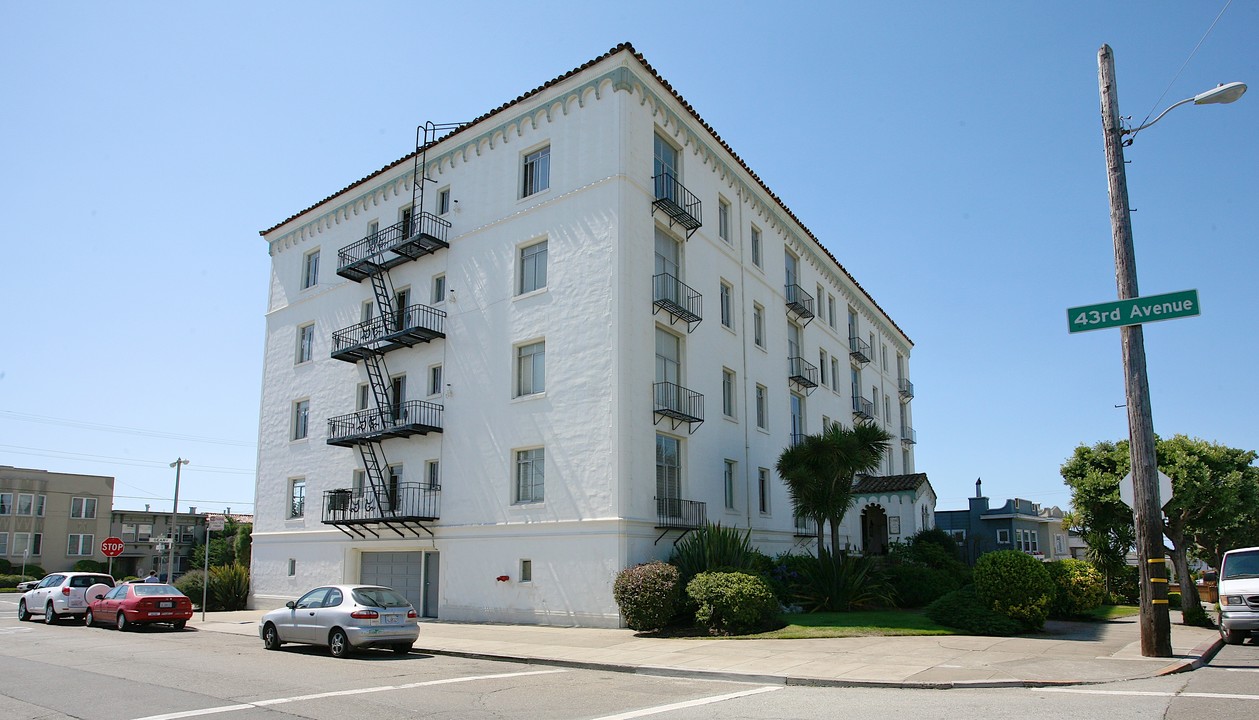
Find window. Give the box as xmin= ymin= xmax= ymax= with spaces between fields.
xmin=121 ymin=523 xmax=136 ymax=540
xmin=817 ymin=285 xmax=826 ymax=322
xmin=288 ymin=559 xmax=297 ymax=577
xmin=719 ymin=281 xmax=733 ymax=329
xmin=718 ymin=198 xmax=731 ymax=243
xmin=521 ymin=145 xmax=550 ymax=197
xmin=515 ymin=341 xmax=545 ymax=397
xmin=438 ymin=187 xmax=451 ymax=215
xmin=724 ymin=460 xmax=736 ymax=510
xmin=35 ymin=495 xmax=45 ymax=516
xmin=297 ymin=323 xmax=315 ymax=364
xmin=847 ymin=307 xmax=859 ymax=341
xmin=399 ymin=205 xmax=413 ymax=236
xmin=426 ymin=460 xmax=440 ymax=487
xmin=357 ymin=383 xmax=370 ymax=411
xmin=828 ymin=295 xmax=837 ymax=330
xmin=422 ymin=365 xmax=440 ymax=397
xmin=884 ymin=396 xmax=892 ymax=423
xmin=758 ymin=468 xmax=770 ymax=514
xmin=755 ymin=384 xmax=767 ymax=430
xmin=432 ymin=274 xmax=446 ymax=304
xmin=292 ymin=399 xmax=310 ymax=440
xmin=830 ymin=357 xmax=841 ymax=392
xmin=515 ymin=448 xmax=544 ymax=503
xmin=289 ymin=478 xmax=305 ymax=518
xmin=750 ymin=226 xmax=762 ymax=268
xmin=656 ymin=434 xmax=681 ymax=511
xmin=654 ymin=133 xmax=679 ymax=183
xmin=301 ymin=249 xmax=320 ymax=289
xmin=0 ymin=533 xmax=6 ymax=555
xmin=12 ymin=532 xmax=41 ymax=556
xmin=997 ymin=529 xmax=1011 ymax=545
xmin=819 ymin=350 xmax=829 ymax=387
xmin=361 ymin=301 xmax=374 ymax=324
xmin=67 ymin=534 xmax=94 ymax=556
xmin=0 ymin=493 xmax=9 ymax=515
xmin=17 ymin=494 xmax=34 ymax=516
xmin=137 ymin=524 xmax=152 ymax=542
xmin=752 ymin=303 xmax=765 ymax=348
xmin=519 ymin=240 xmax=548 ymax=294
xmin=1031 ymin=531 xmax=1040 ymax=553
xmin=882 ymin=343 xmax=889 ymax=371
xmin=70 ymin=497 xmax=97 ymax=519
xmin=520 ymin=559 xmax=533 ymax=583
xmin=722 ymin=368 xmax=736 ymax=418
xmin=352 ymin=469 xmax=365 ymax=494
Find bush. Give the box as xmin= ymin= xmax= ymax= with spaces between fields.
xmin=974 ymin=550 xmax=1054 ymax=630
xmin=0 ymin=574 xmax=37 ymax=589
xmin=18 ymin=564 xmax=45 ymax=579
xmin=1107 ymin=564 xmax=1140 ymax=605
xmin=1046 ymin=559 xmax=1105 ymax=619
xmin=792 ymin=549 xmax=892 ymax=612
xmin=175 ymin=570 xmax=208 ymax=609
xmin=766 ymin=553 xmax=815 ymax=606
xmin=925 ymin=587 xmax=1022 ymax=636
xmin=1167 ymin=590 xmax=1181 ymax=606
xmin=885 ymin=563 xmax=961 ymax=608
xmin=669 ymin=524 xmax=766 ymax=584
xmin=209 ymin=564 xmax=250 ymax=611
xmin=686 ymin=571 xmax=779 ymax=635
xmin=0 ymin=559 xmax=11 ymax=573
xmin=72 ymin=559 xmax=108 ymax=573
xmin=613 ymin=561 xmax=683 ymax=631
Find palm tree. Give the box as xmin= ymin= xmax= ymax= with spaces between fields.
xmin=776 ymin=420 xmax=893 ymax=554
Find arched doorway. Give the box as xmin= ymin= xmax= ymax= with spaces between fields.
xmin=861 ymin=504 xmax=890 ymax=556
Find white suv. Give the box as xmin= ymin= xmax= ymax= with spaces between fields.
xmin=1218 ymin=547 xmax=1259 ymax=645
xmin=18 ymin=573 xmax=116 ymax=624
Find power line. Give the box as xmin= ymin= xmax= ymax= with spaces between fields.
xmin=0 ymin=444 xmax=254 ymax=475
xmin=0 ymin=410 xmax=256 ymax=448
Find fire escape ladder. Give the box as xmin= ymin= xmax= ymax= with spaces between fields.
xmin=362 ymin=353 xmax=394 ymax=413
xmin=412 ymin=121 xmax=465 ymax=217
xmin=368 ymin=270 xmax=397 ymax=332
xmin=356 ymin=442 xmax=392 ymax=531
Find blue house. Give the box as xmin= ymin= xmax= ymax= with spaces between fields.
xmin=934 ymin=479 xmax=1069 ymax=564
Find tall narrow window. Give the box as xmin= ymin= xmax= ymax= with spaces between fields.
xmin=438 ymin=187 xmax=451 ymax=215
xmin=301 ymin=249 xmax=320 ymax=289
xmin=722 ymin=368 xmax=736 ymax=418
xmin=516 ymin=341 xmax=545 ymax=397
xmin=522 ymin=145 xmax=550 ymax=197
xmin=655 ymin=328 xmax=681 ymax=386
xmin=0 ymin=493 xmax=10 ymax=515
xmin=755 ymin=384 xmax=767 ymax=430
xmin=719 ymin=281 xmax=733 ymax=329
xmin=0 ymin=533 xmax=7 ymax=555
xmin=655 ymin=434 xmax=681 ymax=514
xmin=752 ymin=303 xmax=765 ymax=348
xmin=758 ymin=468 xmax=770 ymax=514
xmin=724 ymin=460 xmax=736 ymax=510
xmin=790 ymin=393 xmax=805 ymax=442
xmin=429 ymin=365 xmax=443 ymax=396
xmin=519 ymin=240 xmax=548 ymax=294
xmin=784 ymin=250 xmax=799 ymax=288
xmin=718 ymin=198 xmax=731 ymax=243
xmin=847 ymin=308 xmax=859 ymax=342
xmin=292 ymin=400 xmax=310 ymax=440
xmin=357 ymin=383 xmax=370 ymax=411
xmin=819 ymin=350 xmax=829 ymax=386
xmin=432 ymin=274 xmax=446 ymax=304
xmin=653 ymin=134 xmax=679 ymax=184
xmin=289 ymin=479 xmax=305 ymax=518
xmin=426 ymin=460 xmax=440 ymax=487
xmin=515 ymin=448 xmax=545 ymax=503
xmin=297 ymin=323 xmax=315 ymax=364
xmin=751 ymin=226 xmax=762 ymax=267
xmin=828 ymin=295 xmax=837 ymax=330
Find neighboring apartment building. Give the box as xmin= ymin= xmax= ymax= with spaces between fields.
xmin=0 ymin=465 xmax=114 ymax=574
xmin=252 ymin=43 xmax=918 ymax=627
xmin=935 ymin=478 xmax=1070 ymax=564
xmin=108 ymin=508 xmax=210 ymax=580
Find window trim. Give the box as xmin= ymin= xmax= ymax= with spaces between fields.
xmin=289 ymin=478 xmax=306 ymax=519
xmin=717 ymin=197 xmax=731 ymax=244
xmin=292 ymin=399 xmax=311 ymax=441
xmin=517 ymin=238 xmax=549 ymax=296
xmin=754 ymin=384 xmax=768 ymax=431
xmin=719 ymin=280 xmax=734 ymax=330
xmin=758 ymin=467 xmax=771 ymax=515
xmin=301 ymin=248 xmax=320 ymax=290
xmin=514 ymin=447 xmax=545 ymax=504
xmin=721 ymin=368 xmax=736 ymax=420
xmin=70 ymin=496 xmax=98 ymax=519
xmin=514 ymin=339 xmax=546 ymax=399
xmin=750 ymin=225 xmax=763 ymax=268
xmin=521 ymin=143 xmax=551 ymax=198
xmin=296 ymin=322 xmax=315 ymax=365
xmin=996 ymin=528 xmax=1011 ymax=545
xmin=752 ymin=303 xmax=766 ymax=349
xmin=723 ymin=460 xmax=737 ymax=510
xmin=437 ymin=187 xmax=451 ymax=215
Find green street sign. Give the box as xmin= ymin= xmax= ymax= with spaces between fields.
xmin=1067 ymin=289 xmax=1200 ymax=334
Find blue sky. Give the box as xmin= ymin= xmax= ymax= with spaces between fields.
xmin=2 ymin=2 xmax=1255 ymax=517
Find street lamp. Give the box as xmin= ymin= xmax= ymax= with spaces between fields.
xmin=168 ymin=458 xmax=189 ymax=582
xmin=1097 ymin=44 xmax=1245 ymax=657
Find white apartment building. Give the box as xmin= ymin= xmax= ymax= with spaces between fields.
xmin=253 ymin=43 xmax=919 ymax=627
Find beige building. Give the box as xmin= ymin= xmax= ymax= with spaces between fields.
xmin=0 ymin=466 xmax=114 ymax=574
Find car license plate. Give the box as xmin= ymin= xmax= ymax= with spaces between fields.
xmin=159 ymin=601 xmax=174 ymax=608
xmin=384 ymin=614 xmax=402 ymax=625
xmin=69 ymin=599 xmax=84 ymax=607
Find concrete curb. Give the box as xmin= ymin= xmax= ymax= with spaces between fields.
xmin=1153 ymin=635 xmax=1225 ymax=676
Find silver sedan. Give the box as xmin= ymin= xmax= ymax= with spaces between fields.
xmin=258 ymin=585 xmax=419 ymax=658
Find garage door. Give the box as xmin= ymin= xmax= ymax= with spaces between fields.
xmin=360 ymin=552 xmax=423 ymax=611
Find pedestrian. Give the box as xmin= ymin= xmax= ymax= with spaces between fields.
xmin=144 ymin=570 xmax=161 ymax=583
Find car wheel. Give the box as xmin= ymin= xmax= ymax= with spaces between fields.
xmin=328 ymin=628 xmax=352 ymax=658
xmin=392 ymin=643 xmax=412 ymax=655
xmin=262 ymin=623 xmax=282 ymax=651
xmin=116 ymin=611 xmax=131 ymax=632
xmin=172 ymin=620 xmax=187 ymax=631
xmin=45 ymin=604 xmax=58 ymax=624
xmin=17 ymin=600 xmax=31 ymax=622
xmin=85 ymin=609 xmax=95 ymax=627
xmin=1222 ymin=622 xmax=1246 ymax=645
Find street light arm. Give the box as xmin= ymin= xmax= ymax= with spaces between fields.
xmin=1123 ymin=97 xmax=1194 ymax=136
xmin=1123 ymin=82 xmax=1247 ymax=141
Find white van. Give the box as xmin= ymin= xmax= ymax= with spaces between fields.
xmin=1217 ymin=546 xmax=1259 ymax=645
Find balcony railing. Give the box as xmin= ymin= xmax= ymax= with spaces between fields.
xmin=331 ymin=304 xmax=446 ymax=362
xmin=653 ymin=381 xmax=704 ymax=426
xmin=789 ymin=433 xmax=806 ymax=447
xmin=322 ymin=483 xmax=440 ymax=525
xmin=652 ymin=172 xmax=702 ymax=238
xmin=784 ymin=284 xmax=815 ymax=323
xmin=326 ymin=400 xmax=444 ymax=447
xmin=788 ymin=356 xmax=819 ymax=389
xmin=794 ymin=513 xmax=814 ymax=537
xmin=656 ymin=496 xmax=706 ymax=529
xmin=852 ymin=395 xmax=874 ymax=420
xmin=901 ymin=425 xmax=917 ymax=444
xmin=652 ymin=273 xmax=702 ymax=331
xmin=336 ymin=213 xmax=451 ymax=281
xmin=849 ymin=336 xmax=872 ymax=365
xmin=898 ymin=377 xmax=915 ymax=400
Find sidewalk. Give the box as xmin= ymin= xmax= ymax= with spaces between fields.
xmin=190 ymin=608 xmax=1222 ymax=688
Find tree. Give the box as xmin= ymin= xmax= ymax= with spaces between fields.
xmin=1061 ymin=441 xmax=1135 ymax=595
xmin=191 ymin=517 xmax=253 ymax=570
xmin=777 ymin=420 xmax=892 ymax=555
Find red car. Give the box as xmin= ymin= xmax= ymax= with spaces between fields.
xmin=85 ymin=583 xmax=194 ymax=631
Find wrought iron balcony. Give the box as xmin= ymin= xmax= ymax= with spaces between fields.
xmin=788 ymin=356 xmax=819 ymax=390
xmin=651 ymin=172 xmax=702 ymax=239
xmin=849 ymin=336 xmax=872 ymax=365
xmin=898 ymin=377 xmax=915 ymax=400
xmin=789 ymin=433 xmax=806 ymax=448
xmin=794 ymin=513 xmax=815 ymax=538
xmin=656 ymin=496 xmax=706 ymax=530
xmin=852 ymin=395 xmax=874 ymax=420
xmin=326 ymin=400 xmax=443 ymax=447
xmin=322 ymin=483 xmax=440 ymax=525
xmin=336 ymin=213 xmax=451 ymax=282
xmin=784 ymin=284 xmax=815 ymax=324
xmin=653 ymin=381 xmax=704 ymax=431
xmin=652 ymin=273 xmax=702 ymax=331
xmin=331 ymin=304 xmax=446 ymax=362
xmin=901 ymin=425 xmax=917 ymax=444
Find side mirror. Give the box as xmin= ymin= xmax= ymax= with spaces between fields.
xmin=285 ymin=601 xmax=297 ymax=609
xmin=94 ymin=594 xmax=105 ymax=600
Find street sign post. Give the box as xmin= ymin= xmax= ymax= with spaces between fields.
xmin=1067 ymin=289 xmax=1199 ymax=334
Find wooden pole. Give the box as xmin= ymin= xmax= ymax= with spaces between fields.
xmin=1098 ymin=43 xmax=1172 ymax=657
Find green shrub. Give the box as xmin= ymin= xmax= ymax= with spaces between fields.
xmin=669 ymin=524 xmax=764 ymax=584
xmin=0 ymin=559 xmax=11 ymax=573
xmin=1107 ymin=564 xmax=1140 ymax=605
xmin=925 ymin=586 xmax=1022 ymax=636
xmin=687 ymin=571 xmax=779 ymax=635
xmin=613 ymin=561 xmax=683 ymax=631
xmin=209 ymin=564 xmax=250 ymax=611
xmin=1046 ymin=559 xmax=1105 ymax=619
xmin=175 ymin=570 xmax=208 ymax=609
xmin=974 ymin=550 xmax=1054 ymax=630
xmin=1167 ymin=590 xmax=1181 ymax=606
xmin=885 ymin=563 xmax=961 ymax=608
xmin=767 ymin=553 xmax=815 ymax=606
xmin=792 ymin=549 xmax=892 ymax=612
xmin=0 ymin=574 xmax=37 ymax=589
xmin=17 ymin=565 xmax=45 ymax=579
xmin=72 ymin=559 xmax=108 ymax=573
xmin=909 ymin=528 xmax=962 ymax=561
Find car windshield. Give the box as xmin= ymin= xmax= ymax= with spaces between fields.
xmin=1222 ymin=551 xmax=1259 ymax=580
xmin=351 ymin=587 xmax=411 ymax=608
xmin=133 ymin=584 xmax=183 ymax=596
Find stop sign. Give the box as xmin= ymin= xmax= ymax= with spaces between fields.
xmin=100 ymin=537 xmax=125 ymax=557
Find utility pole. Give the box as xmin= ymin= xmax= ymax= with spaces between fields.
xmin=169 ymin=458 xmax=189 ymax=584
xmin=1097 ymin=44 xmax=1172 ymax=657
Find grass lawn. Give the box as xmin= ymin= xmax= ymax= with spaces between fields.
xmin=741 ymin=609 xmax=961 ymax=639
xmin=1079 ymin=604 xmax=1141 ymax=621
